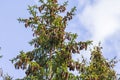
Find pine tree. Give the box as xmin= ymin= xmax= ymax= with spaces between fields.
xmin=80 ymin=45 xmax=117 ymax=80
xmin=11 ymin=0 xmax=91 ymax=80
xmin=11 ymin=0 xmax=117 ymax=80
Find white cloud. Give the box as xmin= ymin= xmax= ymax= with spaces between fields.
xmin=77 ymin=0 xmax=120 ymax=74
xmin=78 ymin=0 xmax=120 ymax=43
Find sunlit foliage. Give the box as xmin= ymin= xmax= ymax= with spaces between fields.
xmin=11 ymin=0 xmax=117 ymax=80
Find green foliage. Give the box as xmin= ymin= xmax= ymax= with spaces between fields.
xmin=80 ymin=45 xmax=117 ymax=80
xmin=11 ymin=0 xmax=118 ymax=80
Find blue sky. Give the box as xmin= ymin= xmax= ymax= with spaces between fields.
xmin=0 ymin=0 xmax=120 ymax=79
xmin=0 ymin=0 xmax=35 ymax=79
